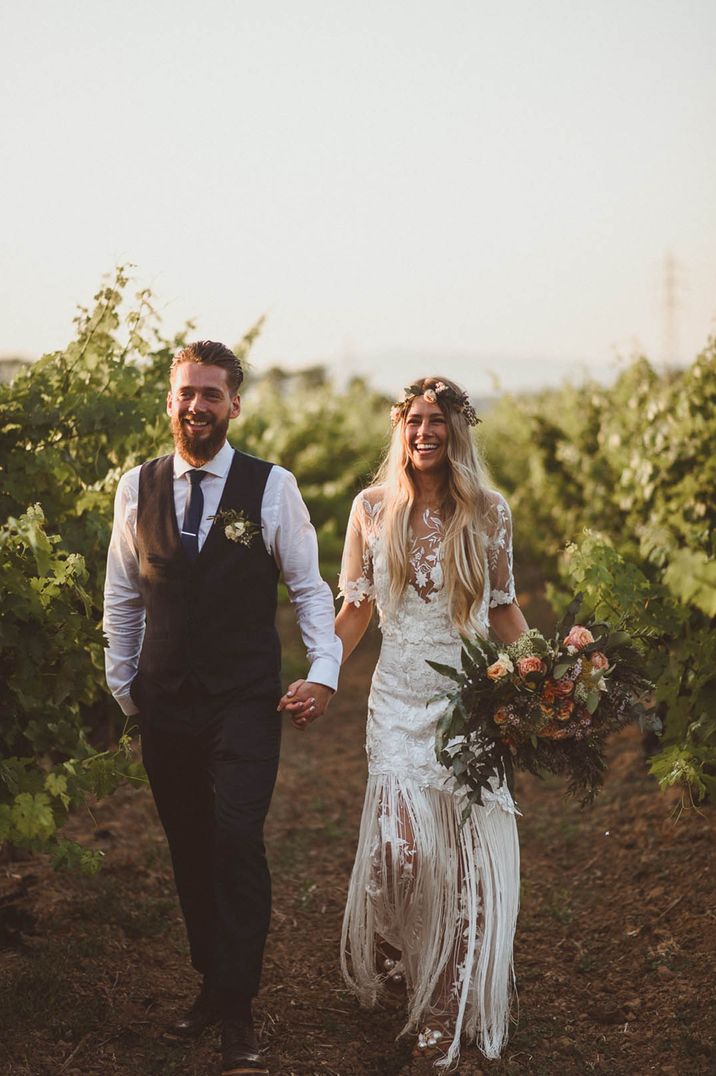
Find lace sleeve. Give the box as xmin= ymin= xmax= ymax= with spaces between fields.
xmin=487 ymin=493 xmax=517 ymax=608
xmin=338 ymin=494 xmax=376 ymax=607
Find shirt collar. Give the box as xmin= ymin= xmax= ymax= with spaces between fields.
xmin=173 ymin=440 xmax=234 ymax=480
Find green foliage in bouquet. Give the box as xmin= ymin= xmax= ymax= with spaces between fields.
xmin=430 ymin=597 xmax=656 ymax=816
xmin=481 ymin=341 xmax=716 ymax=800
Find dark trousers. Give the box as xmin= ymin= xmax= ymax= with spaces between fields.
xmin=140 ymin=690 xmax=282 ymax=996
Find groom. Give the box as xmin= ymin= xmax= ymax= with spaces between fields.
xmin=103 ymin=340 xmax=341 ymax=1075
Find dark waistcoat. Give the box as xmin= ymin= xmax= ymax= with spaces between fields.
xmin=133 ymin=450 xmax=280 ymax=705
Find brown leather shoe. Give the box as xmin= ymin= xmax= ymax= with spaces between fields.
xmin=220 ymin=1016 xmax=268 ymax=1075
xmin=169 ymin=982 xmax=222 ymax=1038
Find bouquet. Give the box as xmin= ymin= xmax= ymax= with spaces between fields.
xmin=429 ymin=597 xmax=658 ymax=813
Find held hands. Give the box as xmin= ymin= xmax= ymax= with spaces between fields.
xmin=277 ymin=680 xmax=334 ymax=730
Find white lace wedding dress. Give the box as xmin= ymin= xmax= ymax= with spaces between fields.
xmin=339 ymin=487 xmax=521 ymax=1068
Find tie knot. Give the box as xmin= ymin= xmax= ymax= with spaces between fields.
xmin=188 ymin=469 xmax=206 ymax=487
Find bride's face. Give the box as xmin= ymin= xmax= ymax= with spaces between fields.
xmin=403 ymin=396 xmax=449 ymax=475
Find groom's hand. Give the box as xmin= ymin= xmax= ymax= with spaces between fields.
xmin=278 ymin=680 xmax=334 ymax=729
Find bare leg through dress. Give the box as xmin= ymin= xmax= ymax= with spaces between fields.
xmin=369 ymin=792 xmax=473 ymax=1034
xmin=341 ymin=774 xmax=519 ymax=1066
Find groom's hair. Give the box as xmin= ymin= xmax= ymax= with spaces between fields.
xmin=170 ymin=340 xmax=244 ymax=394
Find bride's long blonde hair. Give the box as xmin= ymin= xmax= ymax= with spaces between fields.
xmin=374 ymin=376 xmax=493 ymax=632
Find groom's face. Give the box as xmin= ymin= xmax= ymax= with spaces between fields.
xmin=167 ymin=362 xmax=241 ymax=466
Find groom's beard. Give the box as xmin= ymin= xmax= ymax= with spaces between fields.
xmin=171 ymin=409 xmax=231 ymax=466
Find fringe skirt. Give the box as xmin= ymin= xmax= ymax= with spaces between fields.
xmin=340 ymin=772 xmax=520 ymax=1068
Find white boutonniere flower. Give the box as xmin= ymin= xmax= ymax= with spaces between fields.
xmin=209 ymin=509 xmax=260 ymax=548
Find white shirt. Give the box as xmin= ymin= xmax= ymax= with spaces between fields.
xmin=103 ymin=440 xmax=342 ymax=715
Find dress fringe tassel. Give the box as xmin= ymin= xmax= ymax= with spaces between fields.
xmin=340 ymin=773 xmax=520 ymax=1067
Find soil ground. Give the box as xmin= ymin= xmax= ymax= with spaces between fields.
xmin=1 ymin=605 xmax=714 ymax=1076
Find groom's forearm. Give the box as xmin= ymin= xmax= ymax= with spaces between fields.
xmin=272 ymin=473 xmax=342 ymax=690
xmin=103 ymin=604 xmax=144 ymax=715
xmin=103 ymin=472 xmax=144 ymax=714
xmin=288 ymin=572 xmax=342 ymax=690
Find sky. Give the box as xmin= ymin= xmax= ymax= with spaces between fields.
xmin=1 ymin=0 xmax=715 ymax=394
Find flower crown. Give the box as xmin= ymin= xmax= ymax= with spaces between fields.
xmin=389 ymin=381 xmax=480 ymax=428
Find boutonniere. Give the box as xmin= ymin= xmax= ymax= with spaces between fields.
xmin=209 ymin=509 xmax=260 ymax=548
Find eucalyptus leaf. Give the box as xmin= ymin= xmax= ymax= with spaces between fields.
xmin=426 ymin=660 xmax=466 ymax=683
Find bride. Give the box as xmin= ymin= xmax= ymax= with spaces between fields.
xmin=281 ymin=377 xmax=528 ymax=1068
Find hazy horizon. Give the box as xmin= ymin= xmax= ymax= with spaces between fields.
xmin=2 ymin=1 xmax=714 ymax=394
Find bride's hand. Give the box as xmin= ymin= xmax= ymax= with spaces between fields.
xmin=277 ymin=680 xmax=307 ymax=714
xmin=278 ymin=679 xmax=333 ymax=729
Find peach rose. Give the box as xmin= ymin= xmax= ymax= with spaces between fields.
xmin=517 ymin=656 xmax=546 ymax=678
xmin=493 ymin=706 xmax=510 ymax=725
xmin=563 ymin=625 xmax=595 ymax=650
xmin=486 ymin=655 xmax=514 ymax=680
xmin=590 ymin=651 xmax=609 ymax=671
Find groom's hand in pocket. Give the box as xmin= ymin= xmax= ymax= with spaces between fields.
xmin=278 ymin=680 xmax=334 ymax=729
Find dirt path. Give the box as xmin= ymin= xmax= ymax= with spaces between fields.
xmin=1 ymin=620 xmax=714 ymax=1075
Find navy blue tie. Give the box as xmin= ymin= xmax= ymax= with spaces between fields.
xmin=180 ymin=469 xmax=206 ymax=560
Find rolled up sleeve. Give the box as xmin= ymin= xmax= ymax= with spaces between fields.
xmin=103 ymin=471 xmax=145 ymax=716
xmin=266 ymin=469 xmax=342 ymax=691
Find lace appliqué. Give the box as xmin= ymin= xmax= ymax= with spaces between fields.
xmin=487 ymin=499 xmax=516 ymax=608
xmin=409 ymin=508 xmax=444 ymax=601
xmin=338 ymin=497 xmax=381 ymax=607
xmin=341 ymin=564 xmax=375 ymax=607
xmin=490 ymin=587 xmax=514 ymax=606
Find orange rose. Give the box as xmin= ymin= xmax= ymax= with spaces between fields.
xmin=556 ymin=700 xmax=575 ymax=721
xmin=563 ymin=625 xmax=595 ymax=650
xmin=541 ymin=681 xmax=557 ymax=704
xmin=493 ymin=707 xmax=510 ymax=725
xmin=517 ymin=656 xmax=546 ymax=678
xmin=553 ymin=677 xmax=575 ymax=697
xmin=590 ymin=651 xmax=609 ymax=671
